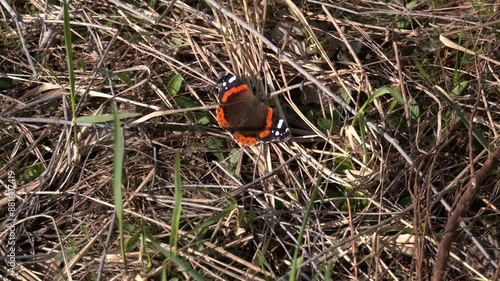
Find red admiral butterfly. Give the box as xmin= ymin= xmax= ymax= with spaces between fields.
xmin=216 ymin=72 xmax=290 ymax=145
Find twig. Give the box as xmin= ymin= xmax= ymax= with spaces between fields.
xmin=155 ymin=0 xmax=179 ymax=24
xmin=40 ymin=9 xmax=64 ymax=48
xmin=432 ymin=146 xmax=500 ymax=280
xmin=0 ymin=116 xmax=107 ymax=127
xmin=0 ymin=0 xmax=38 ymax=76
xmin=440 ymin=35 xmax=500 ymax=66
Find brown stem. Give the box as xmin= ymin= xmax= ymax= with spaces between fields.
xmin=432 ymin=146 xmax=500 ymax=280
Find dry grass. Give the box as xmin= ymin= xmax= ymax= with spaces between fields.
xmin=1 ymin=0 xmax=499 ymax=280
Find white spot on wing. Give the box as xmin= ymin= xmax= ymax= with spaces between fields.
xmin=228 ymin=75 xmax=236 ymax=83
xmin=277 ymin=119 xmax=284 ymax=129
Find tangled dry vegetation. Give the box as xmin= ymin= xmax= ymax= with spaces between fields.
xmin=1 ymin=0 xmax=500 ymax=280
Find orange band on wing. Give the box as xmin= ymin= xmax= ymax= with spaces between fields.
xmin=234 ymin=132 xmax=258 ymax=145
xmin=258 ymin=108 xmax=274 ymax=139
xmin=216 ymin=107 xmax=230 ymax=128
xmin=221 ymin=85 xmax=248 ymax=103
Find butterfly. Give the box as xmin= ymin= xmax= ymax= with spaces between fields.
xmin=216 ymin=72 xmax=290 ymax=145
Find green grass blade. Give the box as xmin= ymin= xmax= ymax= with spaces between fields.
xmin=192 ymin=202 xmax=238 ymax=236
xmin=110 ymin=80 xmax=126 ymax=269
xmin=288 ymin=184 xmax=319 ymax=281
xmin=358 ymin=113 xmax=369 ymax=164
xmin=353 ymin=86 xmax=404 ymax=126
xmin=62 ymin=0 xmax=77 ymax=140
xmin=170 ymin=153 xmax=182 ymax=254
xmin=149 ymin=238 xmax=208 ymax=281
xmin=353 ymin=86 xmax=406 ymax=163
xmin=437 ymin=90 xmax=491 ymax=151
xmin=75 ymin=113 xmax=141 ymax=124
xmin=452 ymin=21 xmax=467 ymax=86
